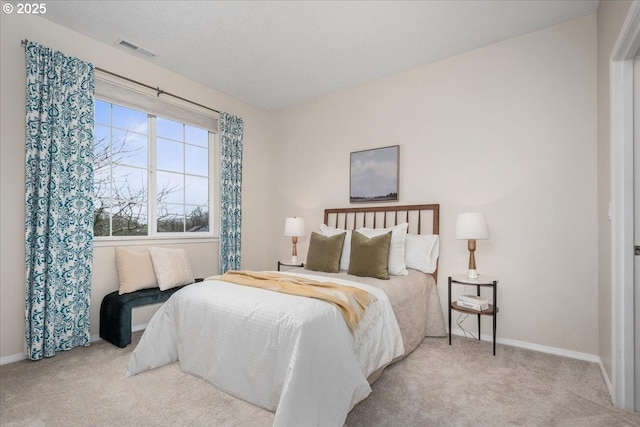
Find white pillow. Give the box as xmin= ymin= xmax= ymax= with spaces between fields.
xmin=357 ymin=223 xmax=409 ymax=276
xmin=405 ymin=234 xmax=440 ymax=274
xmin=319 ymin=224 xmax=352 ymax=271
xmin=148 ymin=247 xmax=195 ymax=291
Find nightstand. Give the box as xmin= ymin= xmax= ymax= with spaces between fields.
xmin=277 ymin=261 xmax=304 ymax=271
xmin=448 ymin=275 xmax=499 ymax=355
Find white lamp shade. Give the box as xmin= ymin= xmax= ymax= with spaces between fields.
xmin=284 ymin=217 xmax=305 ymax=237
xmin=455 ymin=212 xmax=490 ymax=240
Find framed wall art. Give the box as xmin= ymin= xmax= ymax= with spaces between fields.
xmin=350 ymin=145 xmax=399 ymax=203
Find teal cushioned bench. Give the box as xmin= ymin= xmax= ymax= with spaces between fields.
xmin=99 ymin=285 xmax=188 ymax=348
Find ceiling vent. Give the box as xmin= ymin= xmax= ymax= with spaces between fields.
xmin=115 ymin=38 xmax=158 ymax=59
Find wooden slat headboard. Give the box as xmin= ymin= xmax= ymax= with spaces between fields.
xmin=324 ymin=204 xmax=439 ymax=234
xmin=323 ymin=204 xmax=440 ymax=281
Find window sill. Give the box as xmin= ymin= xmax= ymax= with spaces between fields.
xmin=93 ymin=235 xmax=219 ymax=248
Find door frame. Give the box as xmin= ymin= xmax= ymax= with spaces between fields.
xmin=611 ymin=0 xmax=640 ymax=411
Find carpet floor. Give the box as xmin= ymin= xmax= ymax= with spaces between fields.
xmin=1 ymin=332 xmax=638 ymax=426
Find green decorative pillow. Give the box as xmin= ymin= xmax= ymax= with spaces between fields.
xmin=348 ymin=230 xmax=392 ymax=280
xmin=305 ymin=231 xmax=346 ymax=273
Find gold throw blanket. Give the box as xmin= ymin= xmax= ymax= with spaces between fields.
xmin=219 ymin=270 xmax=377 ymax=332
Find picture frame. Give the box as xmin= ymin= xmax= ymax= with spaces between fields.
xmin=350 ymin=145 xmax=399 ymax=203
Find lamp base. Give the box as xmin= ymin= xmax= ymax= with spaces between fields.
xmin=291 ymin=255 xmax=298 ymax=264
xmin=467 ymin=269 xmax=478 ymax=279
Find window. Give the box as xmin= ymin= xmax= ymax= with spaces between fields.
xmin=94 ymin=98 xmax=216 ymax=238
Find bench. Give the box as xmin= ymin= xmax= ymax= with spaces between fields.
xmin=100 ymin=285 xmax=189 ymax=348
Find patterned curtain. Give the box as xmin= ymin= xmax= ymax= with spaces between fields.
xmin=219 ymin=112 xmax=244 ymax=273
xmin=24 ymin=41 xmax=95 ymax=360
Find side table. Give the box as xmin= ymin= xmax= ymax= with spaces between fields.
xmin=448 ymin=274 xmax=499 ymax=355
xmin=277 ymin=261 xmax=304 ymax=271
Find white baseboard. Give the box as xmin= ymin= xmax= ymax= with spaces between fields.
xmin=88 ymin=322 xmax=149 ymax=344
xmin=1 ymin=322 xmax=150 ymax=366
xmin=1 ymin=325 xmax=607 ymax=368
xmin=0 ymin=353 xmax=27 ymax=365
xmin=477 ymin=329 xmax=610 ymax=399
xmin=449 ymin=327 xmax=602 ymax=363
xmin=598 ymin=359 xmax=613 ymax=395
xmin=132 ymin=322 xmax=149 ymax=333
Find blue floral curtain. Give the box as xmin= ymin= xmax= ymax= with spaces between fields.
xmin=219 ymin=112 xmax=244 ymax=273
xmin=24 ymin=41 xmax=95 ymax=360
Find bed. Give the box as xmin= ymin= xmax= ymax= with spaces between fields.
xmin=127 ymin=204 xmax=446 ymax=427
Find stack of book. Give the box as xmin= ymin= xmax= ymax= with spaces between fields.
xmin=457 ymin=294 xmax=490 ymax=311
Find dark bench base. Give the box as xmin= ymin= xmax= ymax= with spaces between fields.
xmin=100 ymin=286 xmax=187 ymax=348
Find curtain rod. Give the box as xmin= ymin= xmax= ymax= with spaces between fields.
xmin=21 ymin=39 xmax=221 ymax=115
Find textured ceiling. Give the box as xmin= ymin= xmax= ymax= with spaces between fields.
xmin=40 ymin=1 xmax=599 ymax=111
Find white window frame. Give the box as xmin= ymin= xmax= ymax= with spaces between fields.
xmin=93 ymin=72 xmax=219 ymax=245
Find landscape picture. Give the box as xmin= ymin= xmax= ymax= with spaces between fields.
xmin=350 ymin=145 xmax=399 ymax=203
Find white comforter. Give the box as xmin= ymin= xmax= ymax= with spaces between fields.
xmin=126 ymin=272 xmax=404 ymax=427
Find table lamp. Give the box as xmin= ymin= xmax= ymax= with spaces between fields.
xmin=455 ymin=212 xmax=490 ymax=279
xmin=284 ymin=217 xmax=305 ymax=263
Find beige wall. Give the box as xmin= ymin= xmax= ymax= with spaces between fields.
xmin=269 ymin=16 xmax=599 ymax=355
xmin=0 ymin=14 xmax=272 ymax=360
xmin=596 ymin=0 xmax=634 ymax=382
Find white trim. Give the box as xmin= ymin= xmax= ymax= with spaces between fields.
xmin=599 ymin=359 xmax=613 ymax=395
xmin=0 ymin=353 xmax=26 ymax=366
xmin=610 ymin=0 xmax=640 ymax=411
xmin=449 ymin=328 xmax=601 ymax=363
xmin=93 ymin=236 xmax=218 ymax=247
xmin=4 ymin=328 xmax=602 ymax=367
xmin=2 ymin=323 xmax=152 ymax=366
xmin=88 ymin=322 xmax=148 ymax=343
xmin=132 ymin=322 xmax=149 ymax=333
